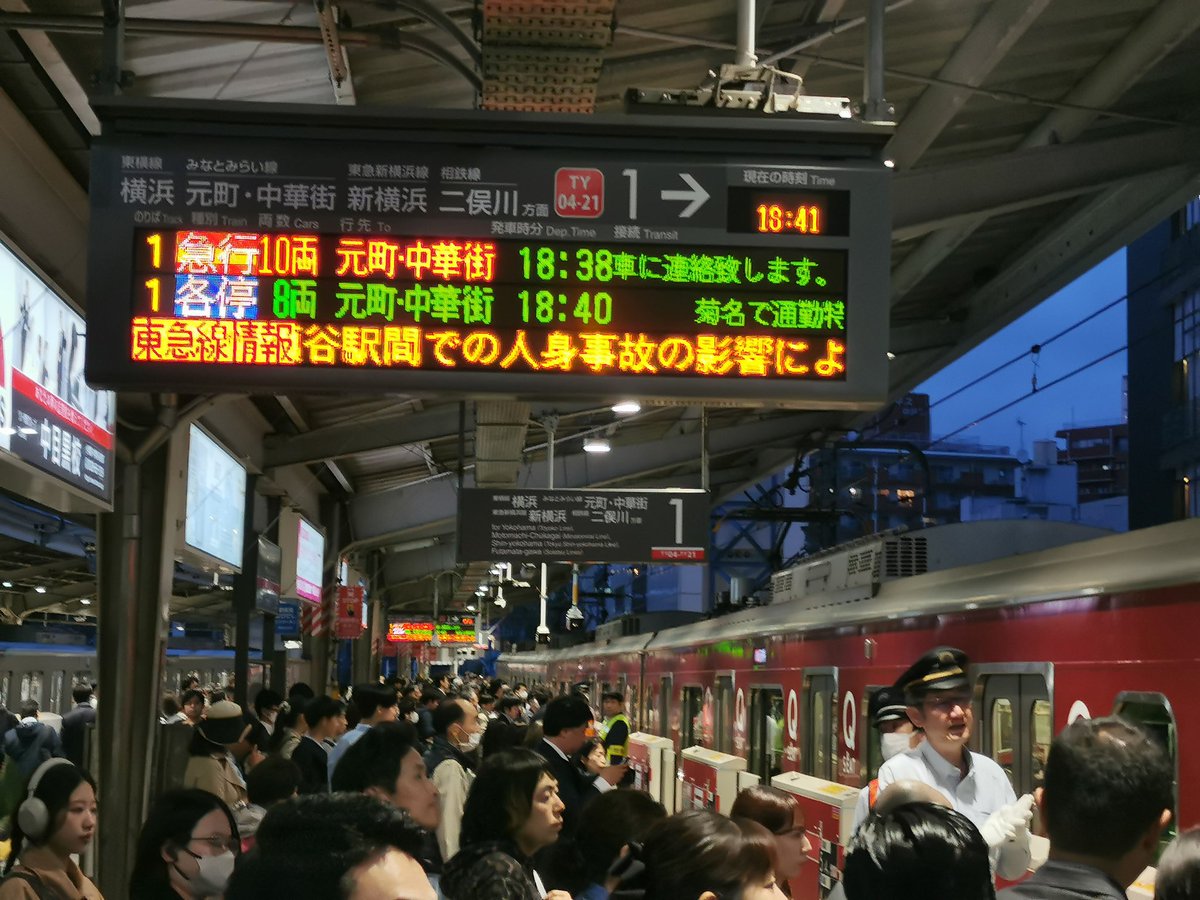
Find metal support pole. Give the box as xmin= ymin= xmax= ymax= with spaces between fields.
xmin=861 ymin=0 xmax=896 ymax=124
xmin=266 ymin=497 xmax=287 ymax=695
xmin=232 ymin=474 xmax=258 ymax=710
xmin=96 ymin=443 xmax=172 ymax=897
xmin=735 ymin=0 xmax=757 ymax=67
xmin=98 ymin=0 xmax=124 ymax=96
xmin=701 ymin=407 xmax=710 ymax=492
xmin=537 ymin=416 xmax=557 ymax=642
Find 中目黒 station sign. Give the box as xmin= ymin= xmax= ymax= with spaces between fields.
xmin=86 ymin=101 xmax=891 ymax=408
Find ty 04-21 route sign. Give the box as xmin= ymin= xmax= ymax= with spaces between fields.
xmin=86 ymin=100 xmax=891 ymax=408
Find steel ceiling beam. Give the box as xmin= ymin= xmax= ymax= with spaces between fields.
xmin=891 ymin=0 xmax=1200 ymax=305
xmin=889 ymin=165 xmax=1200 ymax=395
xmin=9 ymin=578 xmax=95 ymax=615
xmin=884 ymin=0 xmax=1050 ymax=171
xmin=891 ymin=128 xmax=1200 ymax=241
xmin=0 ymin=557 xmax=88 ymax=582
xmin=348 ymin=412 xmax=817 ymax=541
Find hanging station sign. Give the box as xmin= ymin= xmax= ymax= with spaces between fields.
xmin=85 ymin=102 xmax=891 ymax=408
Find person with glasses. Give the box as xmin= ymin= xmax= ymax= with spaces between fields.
xmin=876 ymin=647 xmax=1035 ymax=881
xmin=130 ymin=788 xmax=239 ymax=900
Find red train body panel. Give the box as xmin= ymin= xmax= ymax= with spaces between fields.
xmin=500 ymin=520 xmax=1200 ymax=831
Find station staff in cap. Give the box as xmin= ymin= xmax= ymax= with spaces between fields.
xmin=849 ymin=684 xmax=927 ymax=832
xmin=875 ymin=647 xmax=1035 ymax=880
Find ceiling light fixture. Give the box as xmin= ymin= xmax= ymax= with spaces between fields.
xmin=1 ymin=581 xmax=11 ymax=588
xmin=80 ymin=598 xmax=92 ymax=606
xmin=583 ymin=437 xmax=611 ymax=453
xmin=34 ymin=586 xmax=46 ymax=594
xmin=466 ymin=604 xmax=476 ymax=612
xmin=611 ymin=401 xmax=641 ymax=414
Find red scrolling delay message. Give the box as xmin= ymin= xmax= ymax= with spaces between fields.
xmin=130 ymin=229 xmax=849 ymax=381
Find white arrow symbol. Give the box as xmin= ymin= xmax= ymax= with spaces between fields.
xmin=660 ymin=173 xmax=710 ymax=218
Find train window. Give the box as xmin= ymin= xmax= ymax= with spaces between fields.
xmin=659 ymin=677 xmax=672 ymax=738
xmin=990 ymin=699 xmax=1014 ymax=784
xmin=0 ymin=672 xmax=9 ymax=707
xmin=682 ymin=687 xmax=703 ymax=748
xmin=50 ymin=672 xmax=65 ymax=714
xmin=862 ymin=686 xmax=894 ymax=783
xmin=1030 ymin=700 xmax=1052 ymax=788
xmin=714 ymin=676 xmax=733 ymax=754
xmin=21 ymin=672 xmax=43 ymax=705
xmin=1114 ymin=692 xmax=1179 ymax=850
xmin=979 ymin=671 xmax=1050 ymax=796
xmin=748 ymin=688 xmax=785 ymax=780
xmin=803 ymin=671 xmax=837 ymax=781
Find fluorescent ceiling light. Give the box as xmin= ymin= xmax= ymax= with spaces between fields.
xmin=80 ymin=598 xmax=92 ymax=606
xmin=34 ymin=586 xmax=46 ymax=594
xmin=611 ymin=401 xmax=641 ymax=414
xmin=583 ymin=438 xmax=611 ymax=453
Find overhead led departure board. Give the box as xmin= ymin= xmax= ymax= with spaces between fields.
xmin=87 ymin=103 xmax=891 ymax=407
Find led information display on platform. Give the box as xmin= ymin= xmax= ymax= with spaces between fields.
xmin=457 ymin=487 xmax=709 ymax=564
xmin=386 ymin=614 xmax=476 ymax=644
xmin=86 ymin=106 xmax=890 ymax=407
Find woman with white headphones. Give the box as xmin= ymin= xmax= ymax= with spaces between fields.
xmin=0 ymin=758 xmax=101 ymax=899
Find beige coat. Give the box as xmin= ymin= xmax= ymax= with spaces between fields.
xmin=0 ymin=845 xmax=103 ymax=900
xmin=183 ymin=752 xmax=248 ymax=809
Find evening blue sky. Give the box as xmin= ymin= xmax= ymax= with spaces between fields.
xmin=916 ymin=251 xmax=1128 ymax=457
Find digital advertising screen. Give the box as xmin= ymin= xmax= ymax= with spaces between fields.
xmin=183 ymin=423 xmax=246 ymax=570
xmin=0 ymin=236 xmax=115 ymax=507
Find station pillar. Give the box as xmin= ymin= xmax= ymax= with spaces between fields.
xmin=95 ymin=443 xmax=174 ymax=897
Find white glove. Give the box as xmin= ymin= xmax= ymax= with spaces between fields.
xmin=980 ymin=794 xmax=1034 ymax=848
xmin=989 ymin=794 xmax=1035 ymax=881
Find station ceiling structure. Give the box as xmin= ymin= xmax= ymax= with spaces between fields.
xmin=0 ymin=0 xmax=1198 ymax=622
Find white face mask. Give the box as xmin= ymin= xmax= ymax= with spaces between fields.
xmin=881 ymin=731 xmax=912 ymax=761
xmin=454 ymin=725 xmax=482 ymax=751
xmin=516 ymin=690 xmax=528 ymax=701
xmin=180 ymin=850 xmax=236 ymax=896
xmin=407 ymin=711 xmax=420 ymax=724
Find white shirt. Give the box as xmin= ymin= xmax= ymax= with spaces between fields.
xmin=876 ymin=740 xmax=1027 ymax=877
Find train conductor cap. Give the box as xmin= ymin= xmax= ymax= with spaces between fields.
xmin=897 ymin=647 xmax=970 ymax=703
xmin=868 ymin=686 xmax=909 ymax=726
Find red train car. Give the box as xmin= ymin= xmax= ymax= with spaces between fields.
xmin=500 ymin=517 xmax=1200 ymax=840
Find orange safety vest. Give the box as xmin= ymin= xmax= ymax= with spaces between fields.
xmin=868 ymin=778 xmax=881 ymax=810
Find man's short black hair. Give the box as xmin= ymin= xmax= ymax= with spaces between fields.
xmin=180 ymin=689 xmax=204 ymax=708
xmin=542 ymin=694 xmax=592 ymax=737
xmin=225 ymin=793 xmax=425 ymax=900
xmin=601 ymin=691 xmax=624 ymax=705
xmin=1042 ymin=716 xmax=1174 ymax=858
xmin=288 ymin=682 xmax=315 ymax=701
xmin=498 ymin=696 xmax=524 ymax=715
xmin=576 ymin=789 xmax=667 ymax=884
xmin=478 ymin=694 xmax=496 ymax=708
xmin=303 ymin=696 xmax=345 ymax=730
xmin=844 ymin=803 xmax=995 ymax=900
xmin=18 ymin=699 xmax=38 ymax=719
xmin=420 ymin=689 xmax=444 ymax=706
xmin=350 ymin=683 xmax=398 ymax=720
xmin=72 ymin=684 xmax=93 ymax=705
xmin=432 ymin=699 xmax=468 ymax=736
xmin=253 ymin=688 xmax=284 ymax=717
xmin=246 ymin=755 xmax=301 ymax=807
xmin=331 ymin=721 xmax=424 ymax=794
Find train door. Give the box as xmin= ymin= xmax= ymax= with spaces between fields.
xmin=748 ymin=686 xmax=785 ymax=780
xmin=682 ymin=686 xmax=703 ymax=748
xmin=714 ymin=673 xmax=734 ymax=754
xmin=801 ymin=668 xmax=838 ymax=781
xmin=20 ymin=671 xmax=44 ymax=707
xmin=1114 ymin=691 xmax=1179 ymax=851
xmin=0 ymin=671 xmax=9 ymax=707
xmin=977 ymin=668 xmax=1051 ymax=796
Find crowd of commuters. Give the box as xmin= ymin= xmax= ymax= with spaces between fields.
xmin=0 ymin=657 xmax=1191 ymax=899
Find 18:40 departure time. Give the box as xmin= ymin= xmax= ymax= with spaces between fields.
xmin=518 ymin=289 xmax=613 ymax=325
xmin=519 ymin=246 xmax=616 ymax=283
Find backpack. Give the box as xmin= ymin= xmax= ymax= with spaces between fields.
xmin=3 ymin=726 xmax=54 ymax=780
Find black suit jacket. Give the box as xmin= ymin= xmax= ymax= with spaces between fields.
xmin=291 ymin=735 xmax=330 ymax=794
xmin=531 ymin=738 xmax=602 ymax=840
xmin=996 ymin=860 xmax=1127 ymax=900
xmin=60 ymin=703 xmax=96 ymax=768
